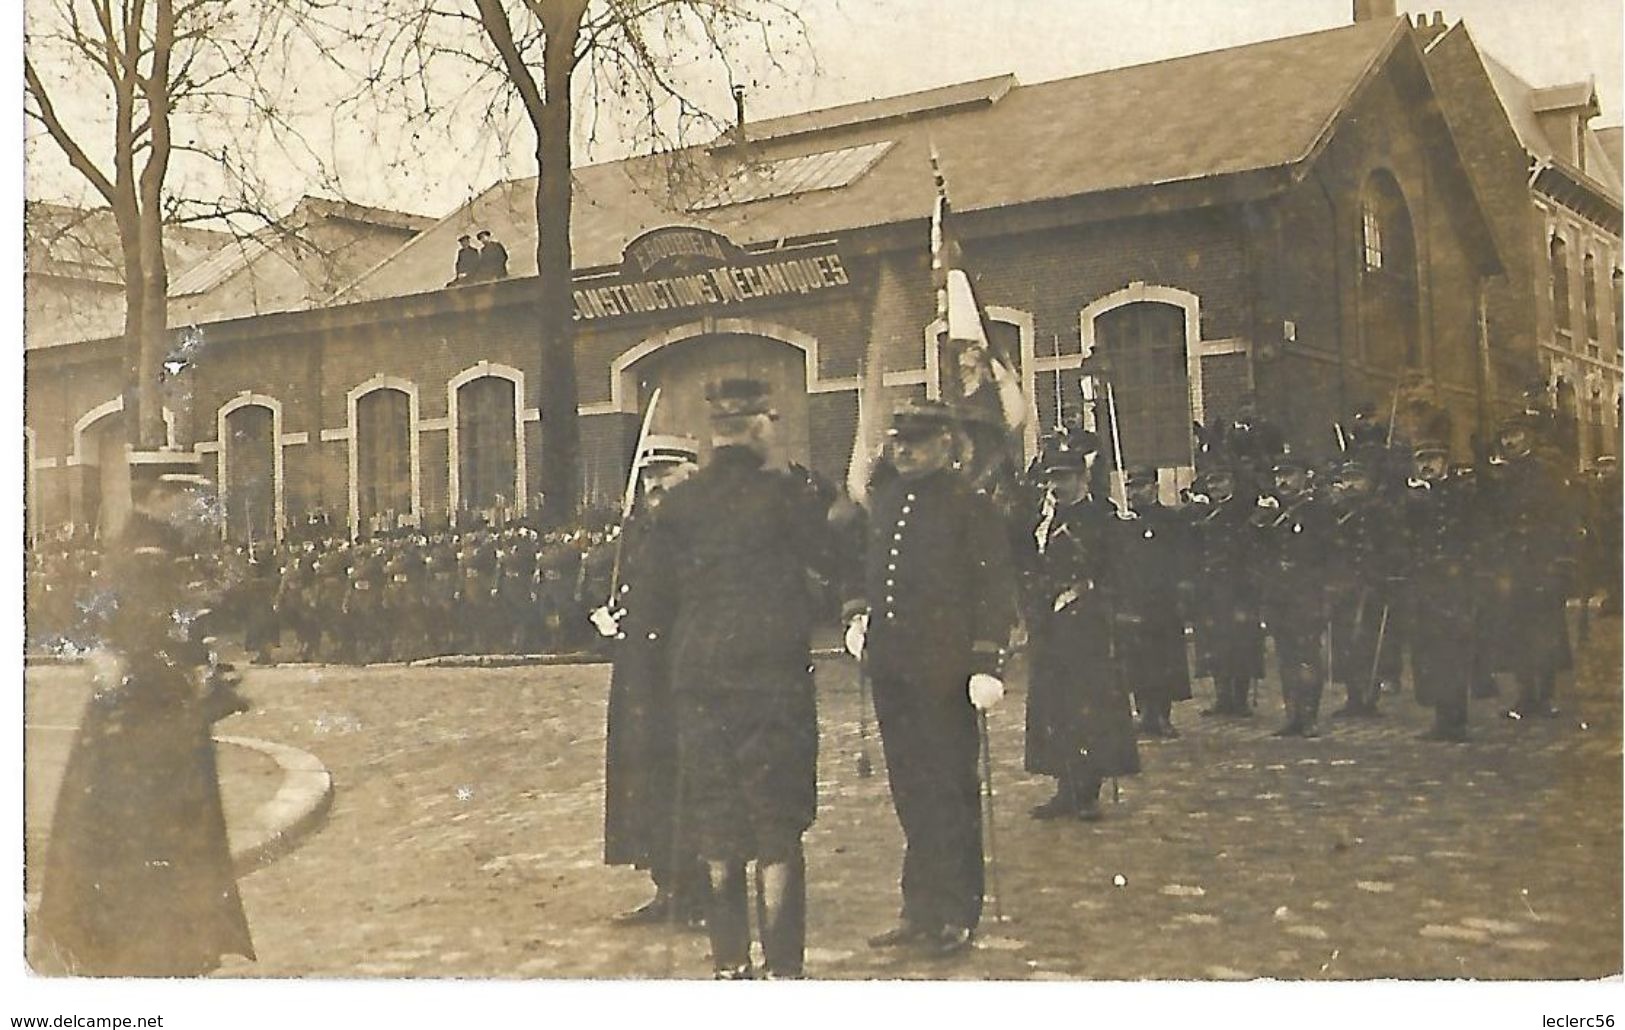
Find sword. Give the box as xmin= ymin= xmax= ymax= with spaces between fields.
xmin=1366 ymin=604 xmax=1391 ymax=707
xmin=606 ymin=388 xmax=662 ymax=603
xmin=979 ymin=712 xmax=1006 ymax=923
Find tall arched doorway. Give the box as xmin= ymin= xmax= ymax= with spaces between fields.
xmin=452 ymin=373 xmax=522 ymax=518
xmin=75 ymin=406 xmax=131 ymax=540
xmin=223 ymin=403 xmax=278 ymax=544
xmin=629 ymin=332 xmax=811 ymax=471
xmin=1091 ymin=300 xmax=1196 ymax=469
xmin=354 ymin=386 xmax=414 ymax=536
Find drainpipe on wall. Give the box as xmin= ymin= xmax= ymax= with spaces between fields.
xmin=1476 ymin=276 xmax=1495 ymax=462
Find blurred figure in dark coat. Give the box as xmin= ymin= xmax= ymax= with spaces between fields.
xmin=34 ymin=473 xmax=254 ymax=976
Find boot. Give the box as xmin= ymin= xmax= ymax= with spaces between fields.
xmin=705 ymin=862 xmax=751 ymax=977
xmin=1029 ymin=779 xmax=1079 ymax=820
xmin=757 ymin=851 xmax=806 ymax=979
xmin=611 ymin=889 xmax=671 ymax=926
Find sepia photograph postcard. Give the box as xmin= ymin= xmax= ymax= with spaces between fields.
xmin=10 ymin=0 xmax=1623 ymax=1024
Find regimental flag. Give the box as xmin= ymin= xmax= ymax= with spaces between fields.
xmin=929 ymin=144 xmax=1027 ymax=484
xmin=845 ymin=346 xmax=890 ymax=506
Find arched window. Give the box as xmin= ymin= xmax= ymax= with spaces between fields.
xmin=1614 ymin=266 xmax=1624 ymax=352
xmin=1358 ymin=171 xmax=1420 ymax=368
xmin=1092 ymin=301 xmax=1193 ymax=467
xmin=1584 ymin=253 xmax=1599 ymax=340
xmin=223 ymin=404 xmax=276 ymax=544
xmin=355 ymin=387 xmax=412 ymax=534
xmin=456 ymin=376 xmax=519 ymax=515
xmin=1550 ymin=235 xmax=1571 ymax=332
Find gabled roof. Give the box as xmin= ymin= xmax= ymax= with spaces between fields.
xmin=24 ymin=200 xmax=228 ymax=284
xmin=1598 ymin=127 xmax=1623 ymax=176
xmin=1530 ymin=80 xmax=1599 ymax=116
xmin=1477 ymin=48 xmax=1622 ymax=202
xmin=169 ymin=195 xmax=434 ymax=297
xmin=341 ymin=17 xmax=1413 ymax=303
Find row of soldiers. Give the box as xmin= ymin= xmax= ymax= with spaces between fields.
xmin=232 ymin=524 xmax=616 ymax=664
xmin=596 ymin=376 xmax=1619 ymax=978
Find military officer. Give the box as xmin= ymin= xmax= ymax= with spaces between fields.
xmin=596 ymin=435 xmax=707 ymax=928
xmin=1325 ymin=457 xmax=1401 ymax=718
xmin=1017 ymin=433 xmax=1139 ymax=821
xmin=1253 ymin=447 xmax=1332 ymax=738
xmin=845 ymin=398 xmax=1018 ymax=957
xmin=1400 ymin=440 xmax=1479 ymax=741
xmin=1186 ymin=460 xmax=1264 ymax=717
xmin=1486 ymin=412 xmax=1580 ymax=719
xmin=645 ymin=378 xmax=834 ymax=979
xmin=1110 ymin=464 xmax=1194 ymax=738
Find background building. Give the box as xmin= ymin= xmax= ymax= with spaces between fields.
xmin=29 ymin=13 xmax=1606 ymax=543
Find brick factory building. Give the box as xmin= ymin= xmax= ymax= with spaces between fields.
xmin=27 ymin=13 xmax=1616 ymax=543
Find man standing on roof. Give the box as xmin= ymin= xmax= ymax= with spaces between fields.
xmin=451 ymin=233 xmax=479 ymax=286
xmin=475 ymin=229 xmax=509 ymax=281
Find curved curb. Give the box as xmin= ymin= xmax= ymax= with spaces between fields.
xmin=213 ymin=735 xmax=334 ymax=874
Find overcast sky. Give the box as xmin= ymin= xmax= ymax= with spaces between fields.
xmin=22 ymin=0 xmax=1624 ymax=220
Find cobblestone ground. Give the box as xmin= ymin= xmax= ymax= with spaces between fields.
xmin=23 ymin=614 xmax=1623 ymax=981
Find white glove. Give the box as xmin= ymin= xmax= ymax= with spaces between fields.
xmin=1053 ymin=587 xmax=1079 ymax=613
xmin=589 ymin=605 xmax=623 ymax=638
xmin=968 ymin=673 xmax=1005 ymax=711
xmin=844 ymin=612 xmax=869 ymax=659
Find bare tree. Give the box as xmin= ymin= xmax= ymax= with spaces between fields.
xmin=297 ymin=0 xmax=810 ymax=522
xmin=25 ymin=0 xmax=342 ymax=450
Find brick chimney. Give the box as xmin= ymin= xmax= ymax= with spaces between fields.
xmin=1412 ymin=10 xmax=1449 ymax=46
xmin=1354 ymin=0 xmax=1397 ymax=21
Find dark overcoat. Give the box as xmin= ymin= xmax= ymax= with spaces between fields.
xmin=602 ymin=512 xmax=681 ymax=868
xmin=1107 ymin=502 xmax=1193 ymax=703
xmin=646 ymin=446 xmax=832 ymax=859
xmin=1021 ymin=498 xmax=1140 ymax=780
xmin=35 ymin=515 xmax=254 ymax=976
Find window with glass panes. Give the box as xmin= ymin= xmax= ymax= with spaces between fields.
xmin=356 ymin=388 xmax=412 ymax=530
xmin=1551 ymin=235 xmax=1571 ymax=332
xmin=457 ymin=376 xmax=518 ymax=512
xmin=1090 ymin=301 xmax=1193 ymax=468
xmin=1362 ymin=199 xmax=1384 ymax=271
xmin=1584 ymin=253 xmax=1599 ymax=340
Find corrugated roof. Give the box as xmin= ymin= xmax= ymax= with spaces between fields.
xmin=340 ymin=18 xmax=1409 ymax=303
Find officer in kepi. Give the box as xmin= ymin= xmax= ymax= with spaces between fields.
xmin=1253 ymin=446 xmax=1331 ymax=738
xmin=845 ymin=398 xmax=1018 ymax=958
xmin=1111 ymin=464 xmax=1193 ymax=739
xmin=645 ymin=377 xmax=834 ymax=979
xmin=597 ymin=434 xmax=707 ymax=929
xmin=1019 ymin=433 xmax=1139 ymax=821
xmin=1400 ymin=439 xmax=1478 ymax=742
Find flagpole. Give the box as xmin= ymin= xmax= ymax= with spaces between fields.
xmin=1052 ymin=334 xmax=1064 ymax=431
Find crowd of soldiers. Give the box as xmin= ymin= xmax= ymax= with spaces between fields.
xmin=25 ymin=518 xmax=627 ymax=663
xmin=237 ymin=522 xmax=619 ymax=664
xmin=22 ymin=369 xmax=1618 ymax=981
xmin=594 ymin=373 xmax=1620 ymax=979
